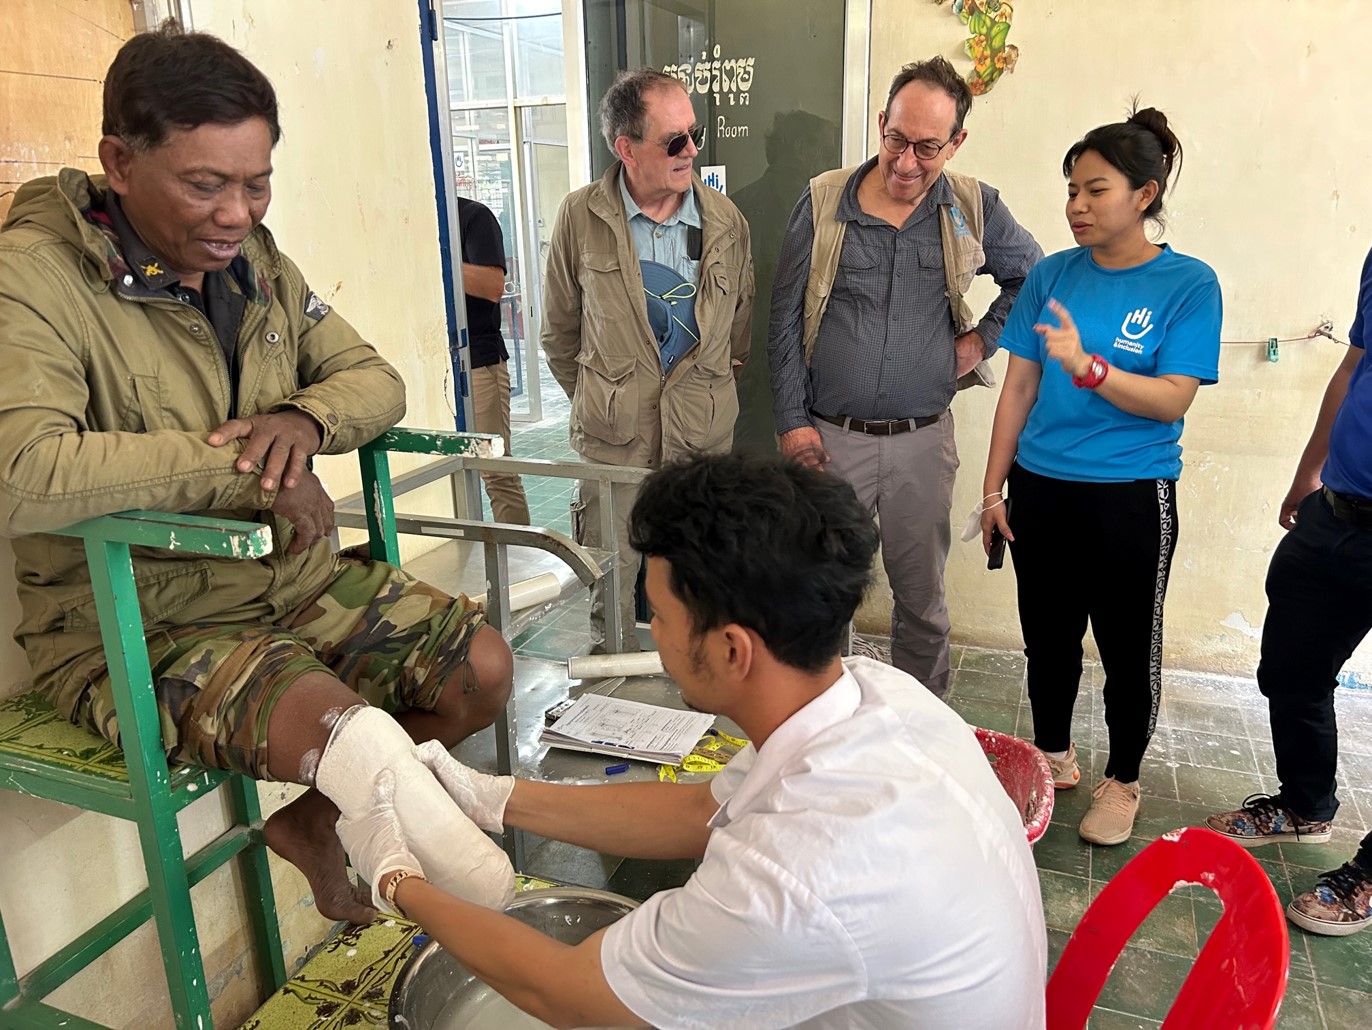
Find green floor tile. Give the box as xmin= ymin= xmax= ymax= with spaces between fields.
xmin=1272 ymin=975 xmax=1325 ymax=1030
xmin=1135 ymin=758 xmax=1181 ymax=801
xmin=1304 ymin=917 xmax=1372 ymax=992
xmin=1034 ymin=819 xmax=1093 ymax=879
xmin=1119 ymin=893 xmax=1198 ymax=959
xmin=1045 ymin=926 xmax=1072 ymax=976
xmin=1279 ymin=840 xmax=1358 ymax=871
xmin=1039 ymin=869 xmax=1093 ymax=934
xmin=948 ymin=668 xmax=1024 ymax=704
xmin=948 ymin=697 xmax=1019 ymax=735
xmin=957 ymin=647 xmax=1026 ymax=678
xmin=1120 ymin=796 xmax=1190 ymax=842
xmin=1175 ymin=727 xmax=1260 ymax=774
xmin=1088 ymin=833 xmax=1154 ymax=884
xmin=1164 ymin=698 xmax=1251 ymax=740
xmin=1191 ymin=892 xmax=1224 ymax=939
xmin=1243 ymin=706 xmax=1276 ymax=743
xmin=1092 ymin=944 xmax=1193 ymax=1022
xmin=1051 ymin=771 xmax=1097 ymax=824
xmin=1313 ymin=981 xmax=1372 ymax=1030
xmin=1174 ymin=763 xmax=1266 ymax=809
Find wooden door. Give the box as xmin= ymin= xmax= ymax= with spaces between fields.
xmin=0 ymin=0 xmax=134 ymax=222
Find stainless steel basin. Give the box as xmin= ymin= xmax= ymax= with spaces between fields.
xmin=389 ymin=887 xmax=640 ymax=1029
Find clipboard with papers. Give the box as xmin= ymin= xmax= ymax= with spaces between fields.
xmin=538 ymin=693 xmax=718 ymax=765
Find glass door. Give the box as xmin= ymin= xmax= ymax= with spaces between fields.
xmin=443 ymin=0 xmax=567 ymax=421
xmin=581 ymin=0 xmax=848 ymax=453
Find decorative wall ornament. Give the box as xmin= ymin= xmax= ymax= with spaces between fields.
xmin=934 ymin=0 xmax=1020 ymax=96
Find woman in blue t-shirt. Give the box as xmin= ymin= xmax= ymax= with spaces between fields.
xmin=979 ymin=108 xmax=1222 ymax=847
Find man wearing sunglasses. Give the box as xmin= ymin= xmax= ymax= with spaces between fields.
xmin=768 ymin=56 xmax=1042 ymax=700
xmin=542 ymin=68 xmax=754 ymax=654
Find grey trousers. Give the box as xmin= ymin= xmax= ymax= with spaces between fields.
xmin=818 ymin=410 xmax=957 ymax=697
xmin=571 ymin=474 xmax=643 ymax=654
xmin=471 ymin=361 xmax=530 ymax=525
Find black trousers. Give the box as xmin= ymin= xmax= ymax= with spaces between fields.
xmin=1008 ymin=464 xmax=1177 ymax=784
xmin=1258 ymin=489 xmax=1372 ymax=866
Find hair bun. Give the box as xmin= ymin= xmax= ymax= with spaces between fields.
xmin=1128 ymin=106 xmax=1177 ymax=157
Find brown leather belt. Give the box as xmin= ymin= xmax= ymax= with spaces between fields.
xmin=812 ymin=410 xmax=944 ymax=435
xmin=1323 ymin=486 xmax=1372 ymax=528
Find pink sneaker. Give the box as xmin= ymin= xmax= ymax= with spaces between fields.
xmin=1041 ymin=742 xmax=1080 ymax=790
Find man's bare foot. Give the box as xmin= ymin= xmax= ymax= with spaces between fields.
xmin=264 ymin=788 xmax=376 ymax=924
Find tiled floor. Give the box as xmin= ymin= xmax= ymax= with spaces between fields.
xmin=492 ymin=361 xmax=1372 ymax=1028
xmin=945 ymin=650 xmax=1372 ymax=1029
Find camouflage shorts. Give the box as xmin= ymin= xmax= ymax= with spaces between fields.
xmin=69 ymin=557 xmax=485 ymax=779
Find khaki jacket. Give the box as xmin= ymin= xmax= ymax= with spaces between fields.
xmin=0 ymin=170 xmax=406 ymax=695
xmin=541 ymin=163 xmax=754 ymax=467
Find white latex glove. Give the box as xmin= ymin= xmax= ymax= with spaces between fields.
xmin=414 ymin=739 xmax=515 ymax=833
xmin=335 ymin=769 xmax=425 ymax=915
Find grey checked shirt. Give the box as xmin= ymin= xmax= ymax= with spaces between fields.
xmin=768 ymin=159 xmax=1043 ymax=432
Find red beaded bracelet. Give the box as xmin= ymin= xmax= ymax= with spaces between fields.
xmin=1072 ymin=354 xmax=1109 ymax=389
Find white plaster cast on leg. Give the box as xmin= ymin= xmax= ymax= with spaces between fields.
xmin=316 ymin=706 xmax=514 ymax=910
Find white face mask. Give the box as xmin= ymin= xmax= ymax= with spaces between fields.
xmin=960 ymin=501 xmax=986 ymax=543
xmin=960 ymin=495 xmax=1006 ymax=543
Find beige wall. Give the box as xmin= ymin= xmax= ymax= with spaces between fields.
xmin=0 ymin=1 xmax=456 ymax=1025
xmin=857 ymin=0 xmax=1369 ymax=679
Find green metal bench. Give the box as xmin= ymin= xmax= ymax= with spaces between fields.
xmin=0 ymin=427 xmax=635 ymax=1028
xmin=0 ymin=511 xmax=287 ymax=1030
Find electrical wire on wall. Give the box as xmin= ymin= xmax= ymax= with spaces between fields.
xmin=1221 ymin=321 xmax=1348 ymax=362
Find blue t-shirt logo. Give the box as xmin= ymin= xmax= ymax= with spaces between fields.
xmin=1113 ymin=307 xmax=1156 ymax=356
xmin=1119 ymin=307 xmax=1155 ymax=340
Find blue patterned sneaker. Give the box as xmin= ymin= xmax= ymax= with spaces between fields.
xmin=1205 ymin=793 xmax=1332 ymax=848
xmin=1287 ymin=861 xmax=1372 ymax=936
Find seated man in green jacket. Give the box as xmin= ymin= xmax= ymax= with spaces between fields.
xmin=0 ymin=23 xmax=513 ymax=924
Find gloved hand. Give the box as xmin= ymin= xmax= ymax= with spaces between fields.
xmin=414 ymin=739 xmax=515 ymax=832
xmin=335 ymin=769 xmax=424 ymax=915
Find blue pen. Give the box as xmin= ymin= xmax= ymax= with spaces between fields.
xmin=590 ymin=739 xmax=635 ymax=750
xmin=604 ymin=763 xmax=630 ymax=775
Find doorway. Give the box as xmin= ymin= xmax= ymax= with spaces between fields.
xmin=442 ymin=0 xmax=571 ymax=422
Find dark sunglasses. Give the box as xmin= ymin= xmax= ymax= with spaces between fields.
xmin=659 ymin=125 xmax=705 ymax=157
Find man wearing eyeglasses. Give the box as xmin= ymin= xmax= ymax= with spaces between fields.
xmin=768 ymin=57 xmax=1042 ymax=699
xmin=542 ymin=67 xmax=754 ymax=654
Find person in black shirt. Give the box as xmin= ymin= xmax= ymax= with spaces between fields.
xmin=459 ymin=197 xmax=529 ymax=524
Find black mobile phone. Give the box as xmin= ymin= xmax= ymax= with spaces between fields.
xmin=987 ymin=497 xmax=1012 ymax=571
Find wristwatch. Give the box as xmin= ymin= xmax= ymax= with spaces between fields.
xmin=1072 ymin=354 xmax=1110 ymax=389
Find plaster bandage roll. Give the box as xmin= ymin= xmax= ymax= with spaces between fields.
xmin=470 ymin=572 xmax=562 ymax=613
xmin=566 ymin=651 xmax=665 ymax=680
xmin=316 ymin=707 xmax=515 ymax=910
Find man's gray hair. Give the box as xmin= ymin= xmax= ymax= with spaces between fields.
xmin=597 ymin=67 xmax=684 ymax=152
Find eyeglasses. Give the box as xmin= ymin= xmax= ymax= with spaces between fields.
xmin=657 ymin=125 xmax=705 ymax=157
xmin=881 ymin=133 xmax=956 ymax=160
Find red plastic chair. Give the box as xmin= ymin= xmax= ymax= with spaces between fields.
xmin=975 ymin=727 xmax=1055 ymax=846
xmin=1046 ymin=826 xmax=1289 ymax=1029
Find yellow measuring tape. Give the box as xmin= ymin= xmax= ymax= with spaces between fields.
xmin=657 ymin=729 xmax=749 ymax=781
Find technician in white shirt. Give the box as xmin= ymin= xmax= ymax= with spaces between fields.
xmin=337 ymin=453 xmax=1048 ymax=1029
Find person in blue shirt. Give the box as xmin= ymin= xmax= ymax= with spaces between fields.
xmin=979 ymin=108 xmax=1222 ymax=847
xmin=1205 ymin=253 xmax=1372 ymax=937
